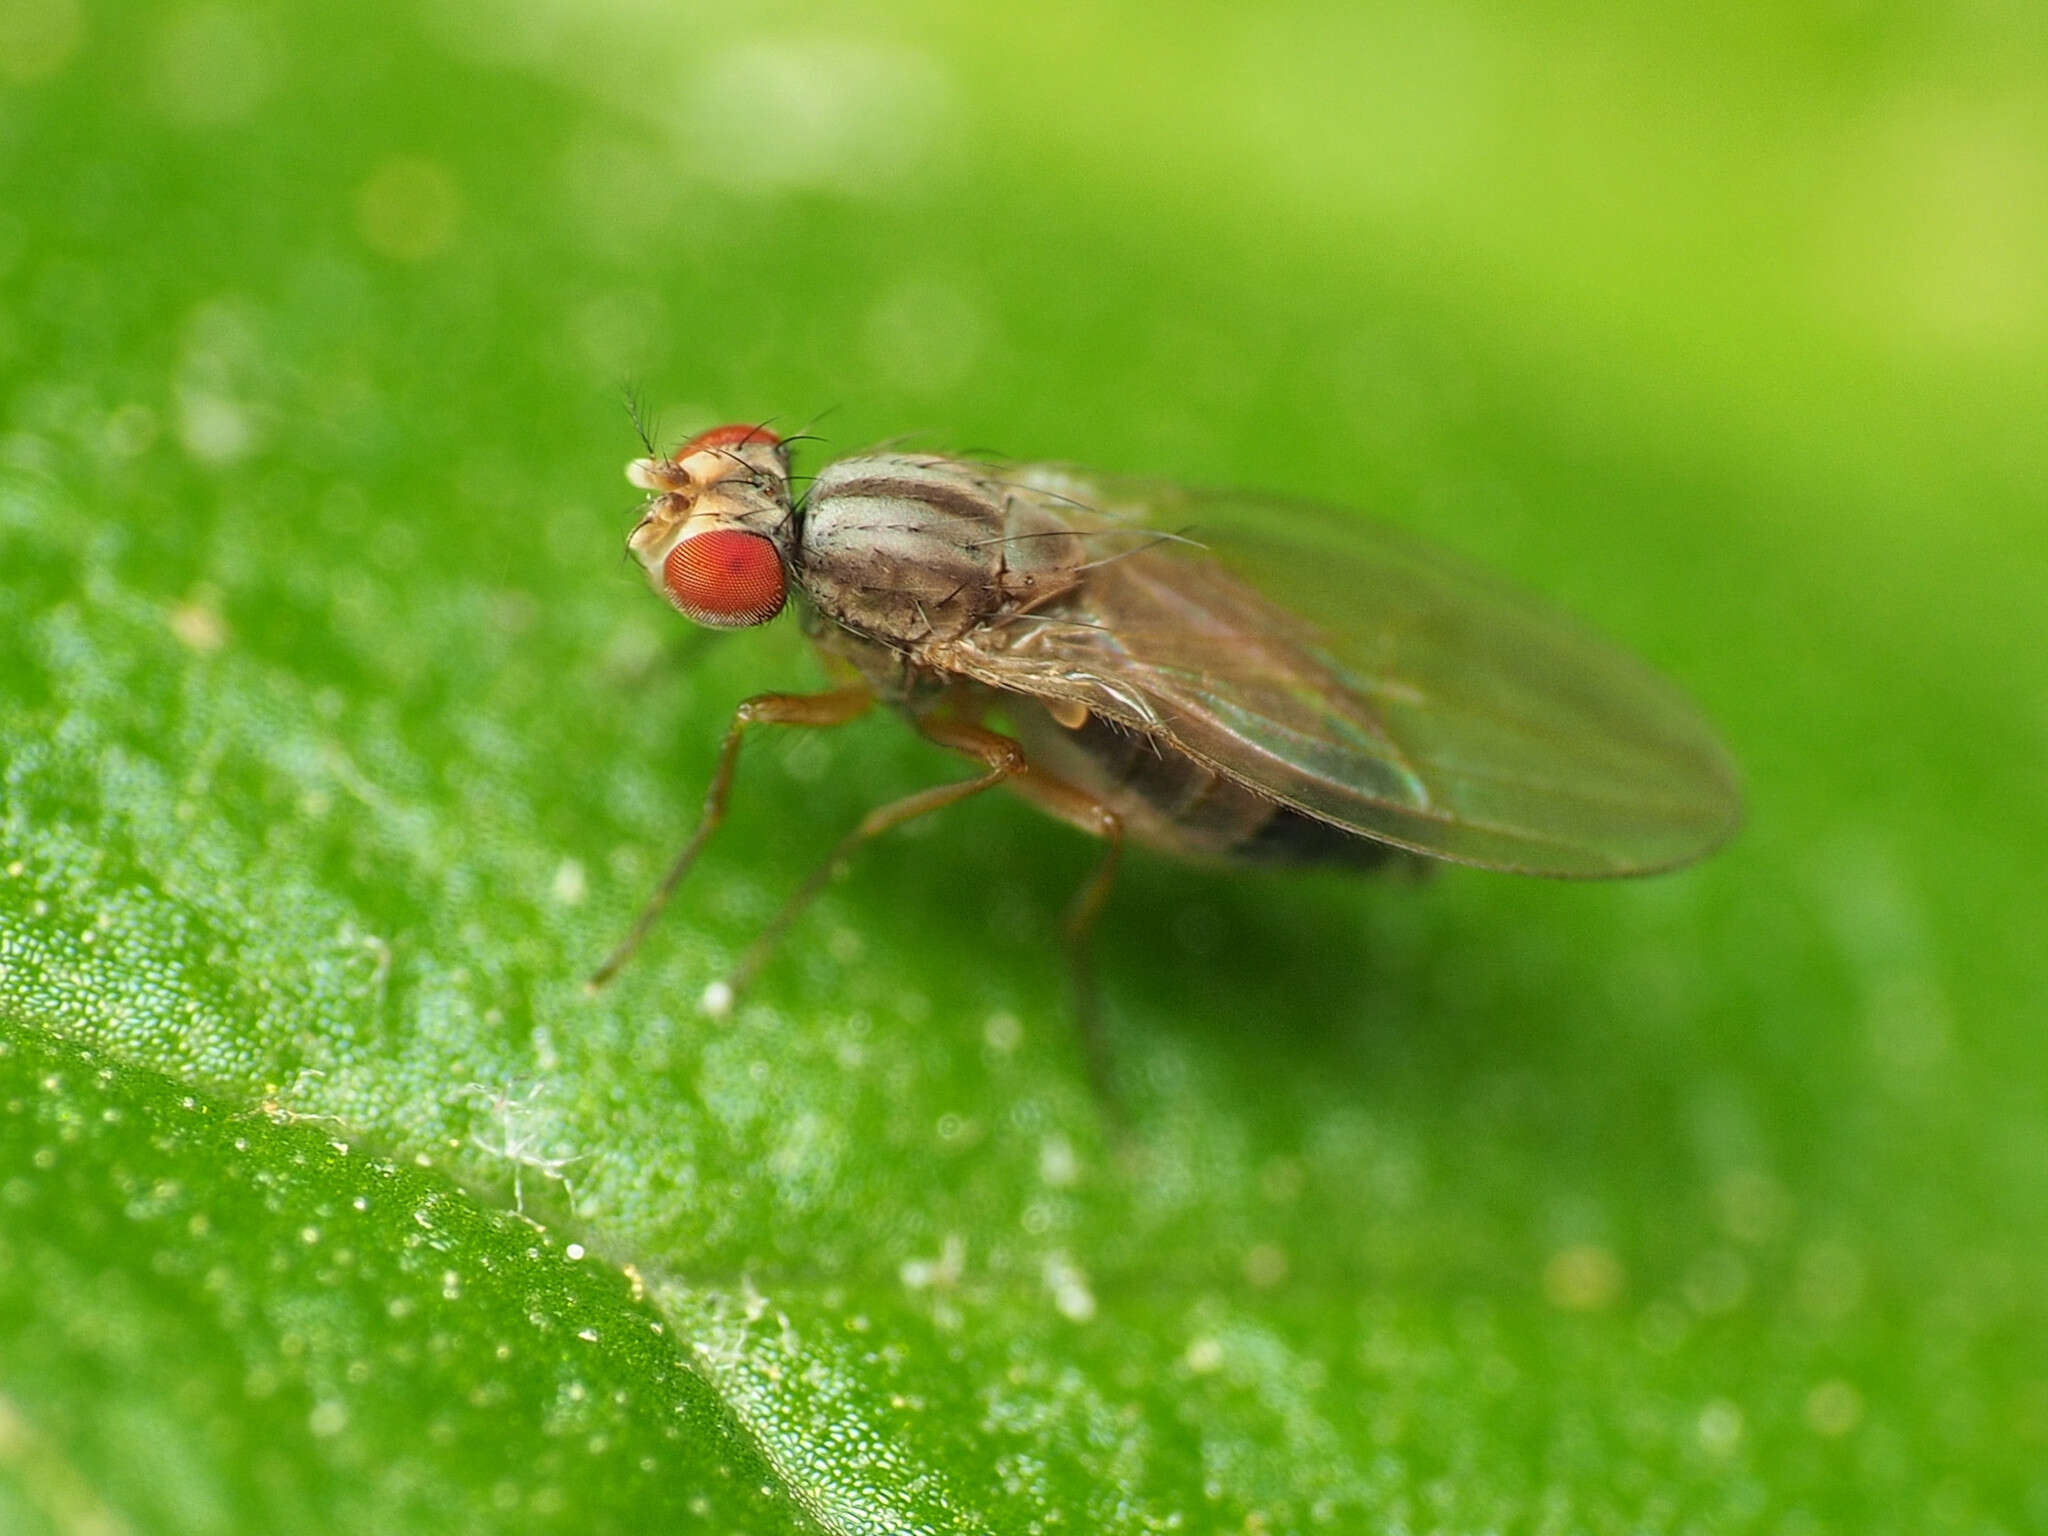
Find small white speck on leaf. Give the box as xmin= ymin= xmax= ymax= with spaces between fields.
xmin=1042 ymin=1253 xmax=1096 ymax=1323
xmin=550 ymin=860 xmax=587 ymax=906
xmin=982 ymin=1012 xmax=1022 ymax=1053
xmin=1697 ymin=1398 xmax=1744 ymax=1456
xmin=167 ymin=598 xmax=228 ymax=651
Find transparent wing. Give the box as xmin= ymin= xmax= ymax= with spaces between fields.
xmin=946 ymin=466 xmax=1741 ymax=876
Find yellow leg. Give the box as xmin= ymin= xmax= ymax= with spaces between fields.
xmin=586 ymin=686 xmax=872 ymax=991
xmin=718 ymin=709 xmax=1129 ymax=1106
xmin=1013 ymin=768 xmax=1125 ymax=1105
xmin=718 ymin=715 xmax=1029 ymax=1000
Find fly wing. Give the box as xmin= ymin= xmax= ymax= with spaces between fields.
xmin=942 ymin=466 xmax=1740 ymax=876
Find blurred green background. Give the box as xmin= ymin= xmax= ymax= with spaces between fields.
xmin=3 ymin=0 xmax=2045 ymax=1531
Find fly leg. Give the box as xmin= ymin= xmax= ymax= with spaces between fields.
xmin=1064 ymin=830 xmax=1124 ymax=1107
xmin=907 ymin=723 xmax=1127 ymax=1102
xmin=1003 ymin=771 xmax=1125 ymax=1105
xmin=714 ymin=715 xmax=1028 ymax=1006
xmin=678 ymin=707 xmax=1129 ymax=1105
xmin=586 ymin=685 xmax=873 ymax=991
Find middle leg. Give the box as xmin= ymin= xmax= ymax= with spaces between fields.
xmin=714 ymin=710 xmax=1132 ymax=1111
xmin=714 ymin=716 xmax=1030 ymax=1007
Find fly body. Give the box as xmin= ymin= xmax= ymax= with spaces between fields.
xmin=797 ymin=454 xmax=1094 ymax=649
xmin=594 ymin=421 xmax=1742 ymax=1073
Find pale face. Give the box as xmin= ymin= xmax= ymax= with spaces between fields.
xmin=623 ymin=425 xmax=794 ymax=629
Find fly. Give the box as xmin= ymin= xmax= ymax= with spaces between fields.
xmin=588 ymin=423 xmax=1742 ymax=1085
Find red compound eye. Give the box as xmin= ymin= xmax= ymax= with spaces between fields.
xmin=662 ymin=529 xmax=786 ymax=628
xmin=675 ymin=422 xmax=782 ymax=458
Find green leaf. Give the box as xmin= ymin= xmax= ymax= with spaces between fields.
xmin=0 ymin=1028 xmax=796 ymax=1534
xmin=4 ymin=0 xmax=2044 ymax=1530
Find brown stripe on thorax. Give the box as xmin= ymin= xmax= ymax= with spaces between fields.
xmin=803 ymin=465 xmax=1005 ymax=546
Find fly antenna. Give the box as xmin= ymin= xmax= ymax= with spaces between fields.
xmin=622 ymin=385 xmax=660 ymax=458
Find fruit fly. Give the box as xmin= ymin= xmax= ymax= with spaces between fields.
xmin=589 ymin=423 xmax=1741 ymax=1080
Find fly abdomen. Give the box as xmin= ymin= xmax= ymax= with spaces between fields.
xmin=1233 ymin=801 xmax=1419 ymax=871
xmin=1006 ymin=704 xmax=1404 ymax=870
